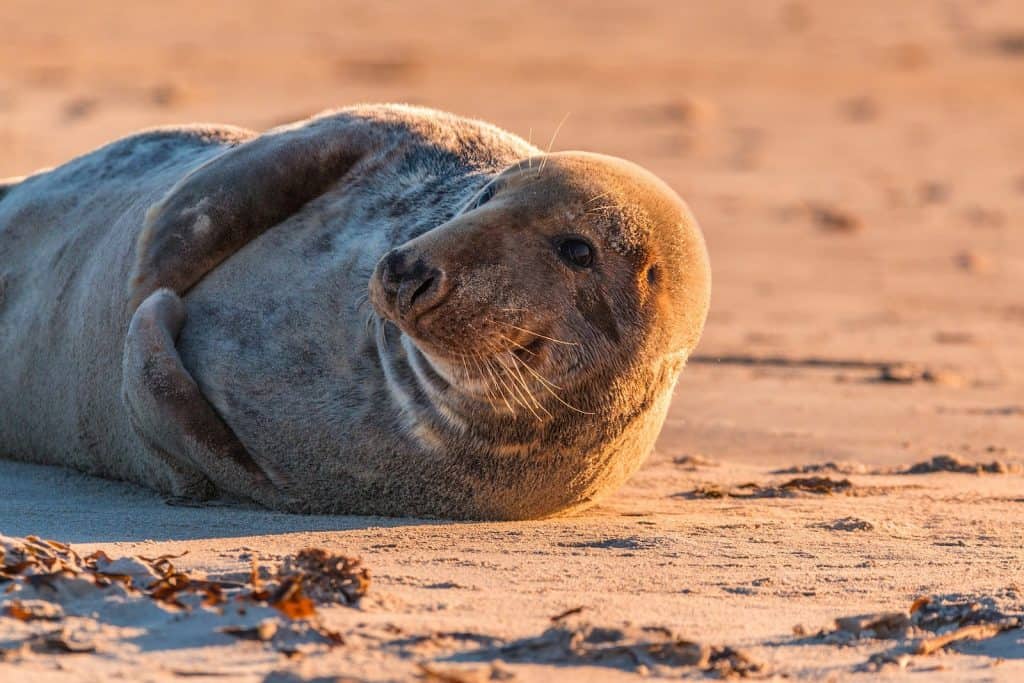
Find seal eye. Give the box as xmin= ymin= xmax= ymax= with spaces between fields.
xmin=557 ymin=238 xmax=594 ymax=269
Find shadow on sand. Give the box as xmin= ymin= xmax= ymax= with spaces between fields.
xmin=0 ymin=459 xmax=451 ymax=543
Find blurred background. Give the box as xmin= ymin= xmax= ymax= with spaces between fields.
xmin=1 ymin=0 xmax=1020 ymax=464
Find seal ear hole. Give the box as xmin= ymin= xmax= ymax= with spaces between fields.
xmin=646 ymin=264 xmax=659 ymax=285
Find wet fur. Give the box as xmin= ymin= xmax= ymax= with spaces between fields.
xmin=0 ymin=105 xmax=710 ymax=519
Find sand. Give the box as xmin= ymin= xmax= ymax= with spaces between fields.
xmin=1 ymin=0 xmax=1022 ymax=680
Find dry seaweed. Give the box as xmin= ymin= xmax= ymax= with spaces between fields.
xmin=550 ymin=606 xmax=586 ymax=622
xmin=388 ymin=631 xmax=501 ymax=657
xmin=772 ymin=462 xmax=870 ymax=475
xmin=263 ymin=671 xmax=370 ymax=683
xmin=478 ymin=620 xmax=767 ymax=678
xmin=780 ymin=477 xmax=852 ymax=494
xmin=812 ymin=517 xmax=874 ymax=532
xmin=685 ymin=484 xmax=727 ymax=499
xmin=875 ymin=363 xmax=965 ymax=386
xmin=1 ymin=535 xmax=367 ymax=614
xmin=805 ymin=202 xmax=862 ymax=233
xmin=417 ymin=662 xmax=514 ymax=682
xmin=279 ymin=548 xmax=370 ymax=605
xmin=902 ymin=454 xmax=1021 ymax=475
xmin=682 ymin=476 xmax=854 ymax=499
xmin=5 ymin=599 xmax=64 ymax=621
xmin=705 ymin=646 xmax=765 ymax=679
xmin=809 ymin=594 xmax=1023 ymax=670
xmin=220 ymin=620 xmax=280 ymax=642
xmin=35 ymin=628 xmax=98 ymax=654
xmin=914 ymin=623 xmax=1005 ymax=655
xmin=672 ymin=454 xmax=720 ymax=470
xmin=833 ymin=611 xmax=910 ymax=639
xmin=0 ymin=535 xmax=366 ymax=657
xmin=264 ymin=577 xmax=317 ymax=620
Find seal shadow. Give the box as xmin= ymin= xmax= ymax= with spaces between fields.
xmin=0 ymin=459 xmax=462 ymax=543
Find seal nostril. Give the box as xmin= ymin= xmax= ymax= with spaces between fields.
xmin=409 ymin=276 xmax=434 ymax=307
xmin=382 ymin=251 xmax=407 ymax=290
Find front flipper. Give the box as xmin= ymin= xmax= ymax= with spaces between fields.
xmin=122 ymin=289 xmax=294 ymax=508
xmin=129 ymin=114 xmax=382 ymax=308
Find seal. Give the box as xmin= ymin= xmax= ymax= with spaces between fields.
xmin=0 ymin=104 xmax=710 ymax=519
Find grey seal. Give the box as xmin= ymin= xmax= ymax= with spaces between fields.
xmin=0 ymin=104 xmax=710 ymax=519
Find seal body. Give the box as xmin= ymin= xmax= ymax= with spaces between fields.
xmin=0 ymin=105 xmax=710 ymax=519
xmin=0 ymin=126 xmax=254 ymax=494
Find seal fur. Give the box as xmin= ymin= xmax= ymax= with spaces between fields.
xmin=0 ymin=105 xmax=710 ymax=519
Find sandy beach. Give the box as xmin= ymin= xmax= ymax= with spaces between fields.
xmin=1 ymin=1 xmax=1022 ymax=680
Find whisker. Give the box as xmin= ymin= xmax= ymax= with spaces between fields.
xmin=500 ymin=339 xmax=563 ymax=394
xmin=470 ymin=354 xmax=500 ymax=411
xmin=485 ymin=344 xmax=540 ymax=413
xmin=451 ymin=323 xmax=502 ymax=411
xmin=494 ymin=332 xmax=584 ymax=416
xmin=481 ymin=357 xmax=516 ymax=414
xmin=480 ymin=354 xmax=506 ymax=410
xmin=538 ymin=112 xmax=571 ymax=174
xmin=377 ymin=317 xmax=390 ymax=351
xmin=494 ymin=353 xmax=545 ymax=420
xmin=489 ymin=320 xmax=579 ymax=347
xmin=506 ymin=351 xmax=595 ymax=415
xmin=527 ymin=127 xmax=534 ymax=170
xmin=505 ymin=352 xmax=551 ymax=419
xmin=500 ymin=334 xmax=540 ymax=360
xmin=489 ymin=354 xmax=535 ymax=416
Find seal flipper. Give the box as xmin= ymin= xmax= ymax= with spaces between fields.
xmin=129 ymin=116 xmax=380 ymax=308
xmin=122 ymin=289 xmax=294 ymax=508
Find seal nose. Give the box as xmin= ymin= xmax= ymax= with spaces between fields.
xmin=378 ymin=249 xmax=450 ymax=321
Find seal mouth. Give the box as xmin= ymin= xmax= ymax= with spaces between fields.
xmin=509 ymin=335 xmax=546 ymax=362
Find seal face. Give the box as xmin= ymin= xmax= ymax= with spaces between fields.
xmin=0 ymin=105 xmax=710 ymax=520
xmin=368 ymin=152 xmax=710 ymax=424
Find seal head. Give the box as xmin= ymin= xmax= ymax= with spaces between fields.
xmin=369 ymin=151 xmax=710 ymax=422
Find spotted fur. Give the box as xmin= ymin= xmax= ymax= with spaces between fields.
xmin=0 ymin=105 xmax=710 ymax=519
